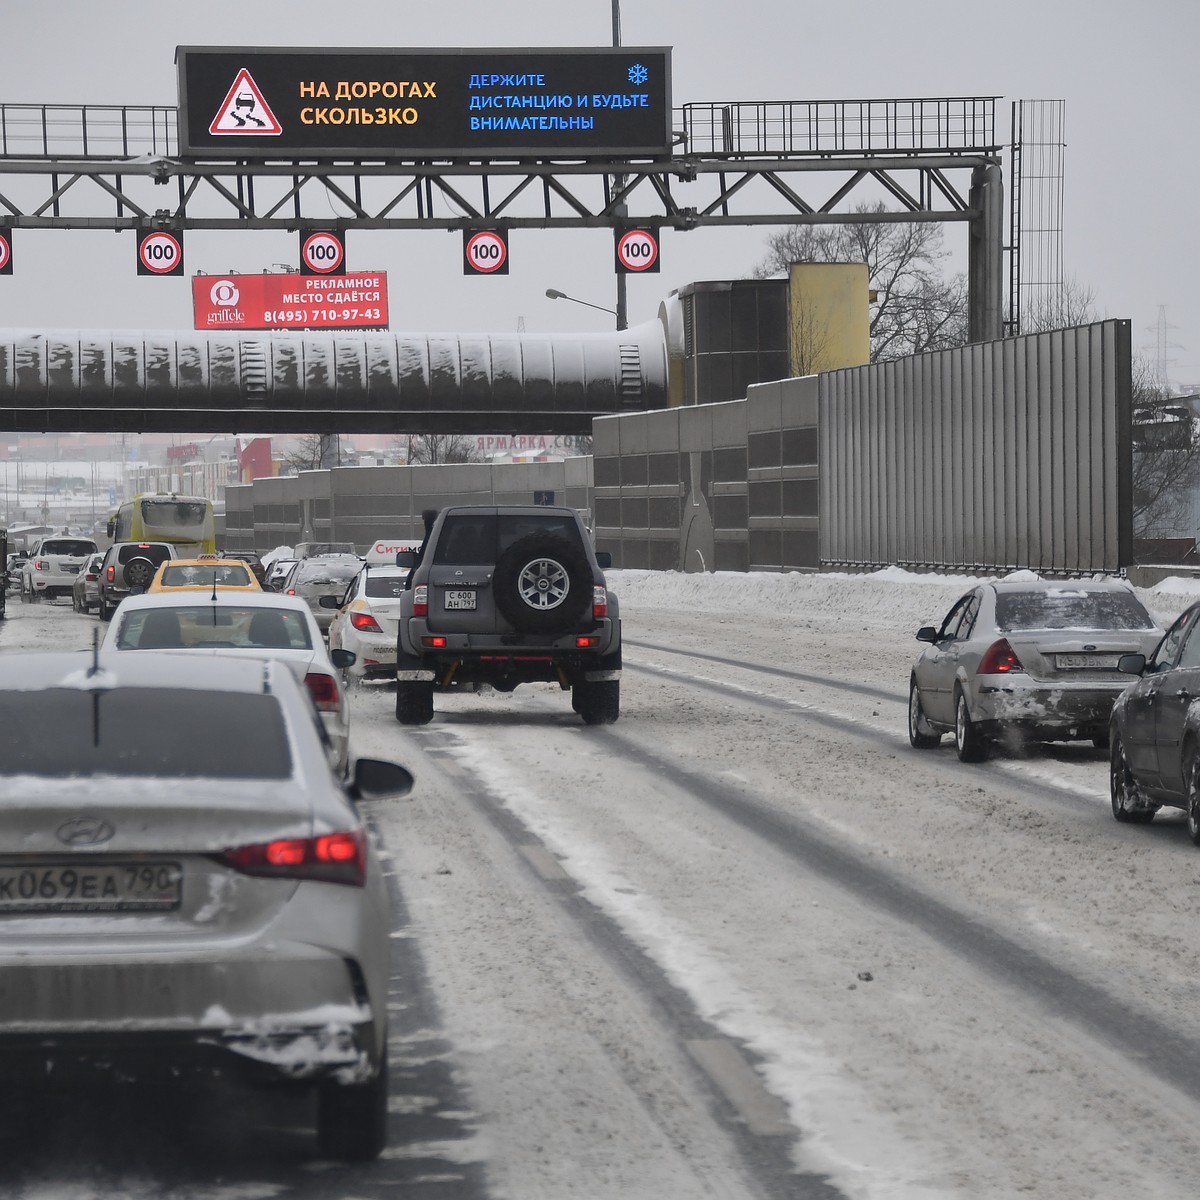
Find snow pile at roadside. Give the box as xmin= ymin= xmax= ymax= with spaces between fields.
xmin=611 ymin=567 xmax=1200 ymax=634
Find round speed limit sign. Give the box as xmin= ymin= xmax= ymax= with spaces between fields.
xmin=464 ymin=230 xmax=509 ymax=275
xmin=0 ymin=232 xmax=11 ymax=274
xmin=615 ymin=228 xmax=659 ymax=274
xmin=301 ymin=231 xmax=345 ymax=273
xmin=138 ymin=231 xmax=183 ymax=276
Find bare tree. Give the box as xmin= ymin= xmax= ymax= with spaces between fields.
xmin=1131 ymin=355 xmax=1200 ymax=542
xmin=280 ymin=434 xmax=344 ymax=474
xmin=1018 ymin=277 xmax=1099 ymax=333
xmin=401 ymin=433 xmax=485 ymax=465
xmin=754 ymin=202 xmax=968 ymax=361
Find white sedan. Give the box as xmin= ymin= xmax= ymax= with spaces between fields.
xmin=100 ymin=590 xmax=357 ymax=775
xmin=325 ymin=564 xmax=407 ymax=681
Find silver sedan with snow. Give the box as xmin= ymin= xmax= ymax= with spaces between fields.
xmin=0 ymin=651 xmax=412 ymax=1160
xmin=325 ymin=564 xmax=408 ymax=680
xmin=908 ymin=577 xmax=1163 ymax=761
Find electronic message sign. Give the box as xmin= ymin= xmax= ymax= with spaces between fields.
xmin=192 ymin=272 xmax=388 ymax=331
xmin=176 ymin=46 xmax=672 ymax=159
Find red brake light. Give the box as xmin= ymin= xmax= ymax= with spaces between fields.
xmin=304 ymin=670 xmax=341 ymax=711
xmin=413 ymin=584 xmax=428 ymax=617
xmin=220 ymin=829 xmax=366 ymax=886
xmin=350 ymin=611 xmax=383 ymax=632
xmin=35 ymin=560 xmax=47 ymax=571
xmin=979 ymin=638 xmax=1025 ymax=674
xmin=593 ymin=586 xmax=607 ymax=619
xmin=286 ymin=587 xmax=296 ymax=595
xmin=106 ymin=565 xmax=116 ymax=583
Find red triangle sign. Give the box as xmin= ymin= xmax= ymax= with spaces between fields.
xmin=209 ymin=69 xmax=283 ymax=136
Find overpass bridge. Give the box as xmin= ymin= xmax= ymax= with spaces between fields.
xmin=0 ymin=320 xmax=667 ymax=434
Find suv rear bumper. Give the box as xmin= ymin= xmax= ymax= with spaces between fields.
xmin=398 ymin=617 xmax=620 ymax=687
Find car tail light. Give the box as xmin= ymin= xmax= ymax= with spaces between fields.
xmin=220 ymin=829 xmax=366 ymax=887
xmin=350 ymin=611 xmax=383 ymax=632
xmin=286 ymin=587 xmax=297 ymax=595
xmin=576 ymin=635 xmax=600 ymax=648
xmin=304 ymin=670 xmax=341 ymax=711
xmin=85 ymin=572 xmax=98 ymax=582
xmin=413 ymin=584 xmax=428 ymax=617
xmin=106 ymin=564 xmax=116 ymax=583
xmin=593 ymin=586 xmax=607 ymax=619
xmin=979 ymin=638 xmax=1025 ymax=674
xmin=421 ymin=636 xmax=447 ymax=648
xmin=35 ymin=560 xmax=47 ymax=572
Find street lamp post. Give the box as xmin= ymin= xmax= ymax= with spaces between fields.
xmin=611 ymin=0 xmax=628 ymax=331
xmin=545 ymin=288 xmax=618 ymax=318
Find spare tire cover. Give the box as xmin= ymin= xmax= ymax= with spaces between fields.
xmin=493 ymin=532 xmax=592 ymax=634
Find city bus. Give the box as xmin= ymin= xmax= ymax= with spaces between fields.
xmin=106 ymin=493 xmax=217 ymax=555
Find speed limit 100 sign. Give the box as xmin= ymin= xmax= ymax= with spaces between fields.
xmin=463 ymin=229 xmax=509 ymax=275
xmin=615 ymin=228 xmax=660 ymax=274
xmin=137 ymin=230 xmax=184 ymax=277
xmin=300 ymin=230 xmax=346 ymax=273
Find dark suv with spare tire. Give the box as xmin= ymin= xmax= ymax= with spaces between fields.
xmin=394 ymin=505 xmax=620 ymax=726
xmin=98 ymin=541 xmax=176 ymax=621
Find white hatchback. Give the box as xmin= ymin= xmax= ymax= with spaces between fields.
xmin=101 ymin=591 xmax=357 ymax=775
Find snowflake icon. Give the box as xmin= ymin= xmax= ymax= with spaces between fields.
xmin=628 ymin=63 xmax=649 ymax=86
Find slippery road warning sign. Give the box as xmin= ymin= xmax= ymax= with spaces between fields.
xmin=209 ymin=69 xmax=283 ymax=136
xmin=137 ymin=230 xmax=184 ymax=277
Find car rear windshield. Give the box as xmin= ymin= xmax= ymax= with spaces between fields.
xmin=297 ymin=561 xmax=360 ymax=585
xmin=40 ymin=540 xmax=96 ymax=557
xmin=433 ymin=514 xmax=584 ymax=565
xmin=117 ymin=544 xmax=173 ymax=565
xmin=365 ymin=574 xmax=406 ymax=598
xmin=0 ymin=689 xmax=291 ymax=778
xmin=116 ymin=605 xmax=314 ymax=651
xmin=160 ymin=563 xmax=252 ymax=587
xmin=995 ymin=588 xmax=1156 ymax=632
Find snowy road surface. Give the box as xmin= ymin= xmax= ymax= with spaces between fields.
xmin=5 ymin=567 xmax=1200 ymax=1200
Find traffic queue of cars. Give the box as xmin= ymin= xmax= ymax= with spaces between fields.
xmin=2 ymin=541 xmax=414 ymax=1158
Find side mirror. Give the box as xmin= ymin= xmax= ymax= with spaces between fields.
xmin=1118 ymin=653 xmax=1147 ymax=676
xmin=318 ymin=594 xmax=340 ymax=609
xmin=595 ymin=551 xmax=612 ymax=569
xmin=349 ymin=757 xmax=414 ymax=801
xmin=330 ymin=647 xmax=356 ymax=669
xmin=916 ymin=626 xmax=939 ymax=643
xmin=395 ymin=549 xmax=417 ymax=568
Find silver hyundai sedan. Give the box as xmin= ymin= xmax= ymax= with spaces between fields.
xmin=909 ymin=577 xmax=1163 ymax=761
xmin=0 ymin=651 xmax=412 ymax=1160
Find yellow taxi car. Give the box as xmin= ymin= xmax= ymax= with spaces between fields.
xmin=147 ymin=554 xmax=263 ymax=593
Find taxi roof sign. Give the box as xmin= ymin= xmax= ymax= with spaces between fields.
xmin=366 ymin=539 xmax=421 ymax=565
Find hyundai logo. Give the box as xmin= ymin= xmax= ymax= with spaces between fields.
xmin=56 ymin=817 xmax=116 ymax=846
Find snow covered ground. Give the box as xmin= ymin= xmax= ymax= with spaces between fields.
xmin=8 ymin=566 xmax=1200 ymax=1199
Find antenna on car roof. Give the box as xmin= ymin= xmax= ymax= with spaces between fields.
xmin=211 ymin=573 xmax=218 ymax=602
xmin=87 ymin=628 xmax=101 ymax=678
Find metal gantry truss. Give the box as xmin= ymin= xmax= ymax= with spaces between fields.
xmin=0 ymin=97 xmax=1005 ymax=336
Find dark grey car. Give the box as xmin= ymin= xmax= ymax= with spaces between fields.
xmin=284 ymin=555 xmax=363 ymax=633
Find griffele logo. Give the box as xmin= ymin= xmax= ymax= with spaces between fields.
xmin=56 ymin=817 xmax=116 ymax=846
xmin=210 ymin=280 xmax=241 ymax=306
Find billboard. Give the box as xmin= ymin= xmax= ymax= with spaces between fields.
xmin=192 ymin=272 xmax=389 ymax=331
xmin=176 ymin=46 xmax=672 ymax=159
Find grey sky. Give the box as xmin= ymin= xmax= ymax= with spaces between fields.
xmin=3 ymin=0 xmax=1198 ymax=385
